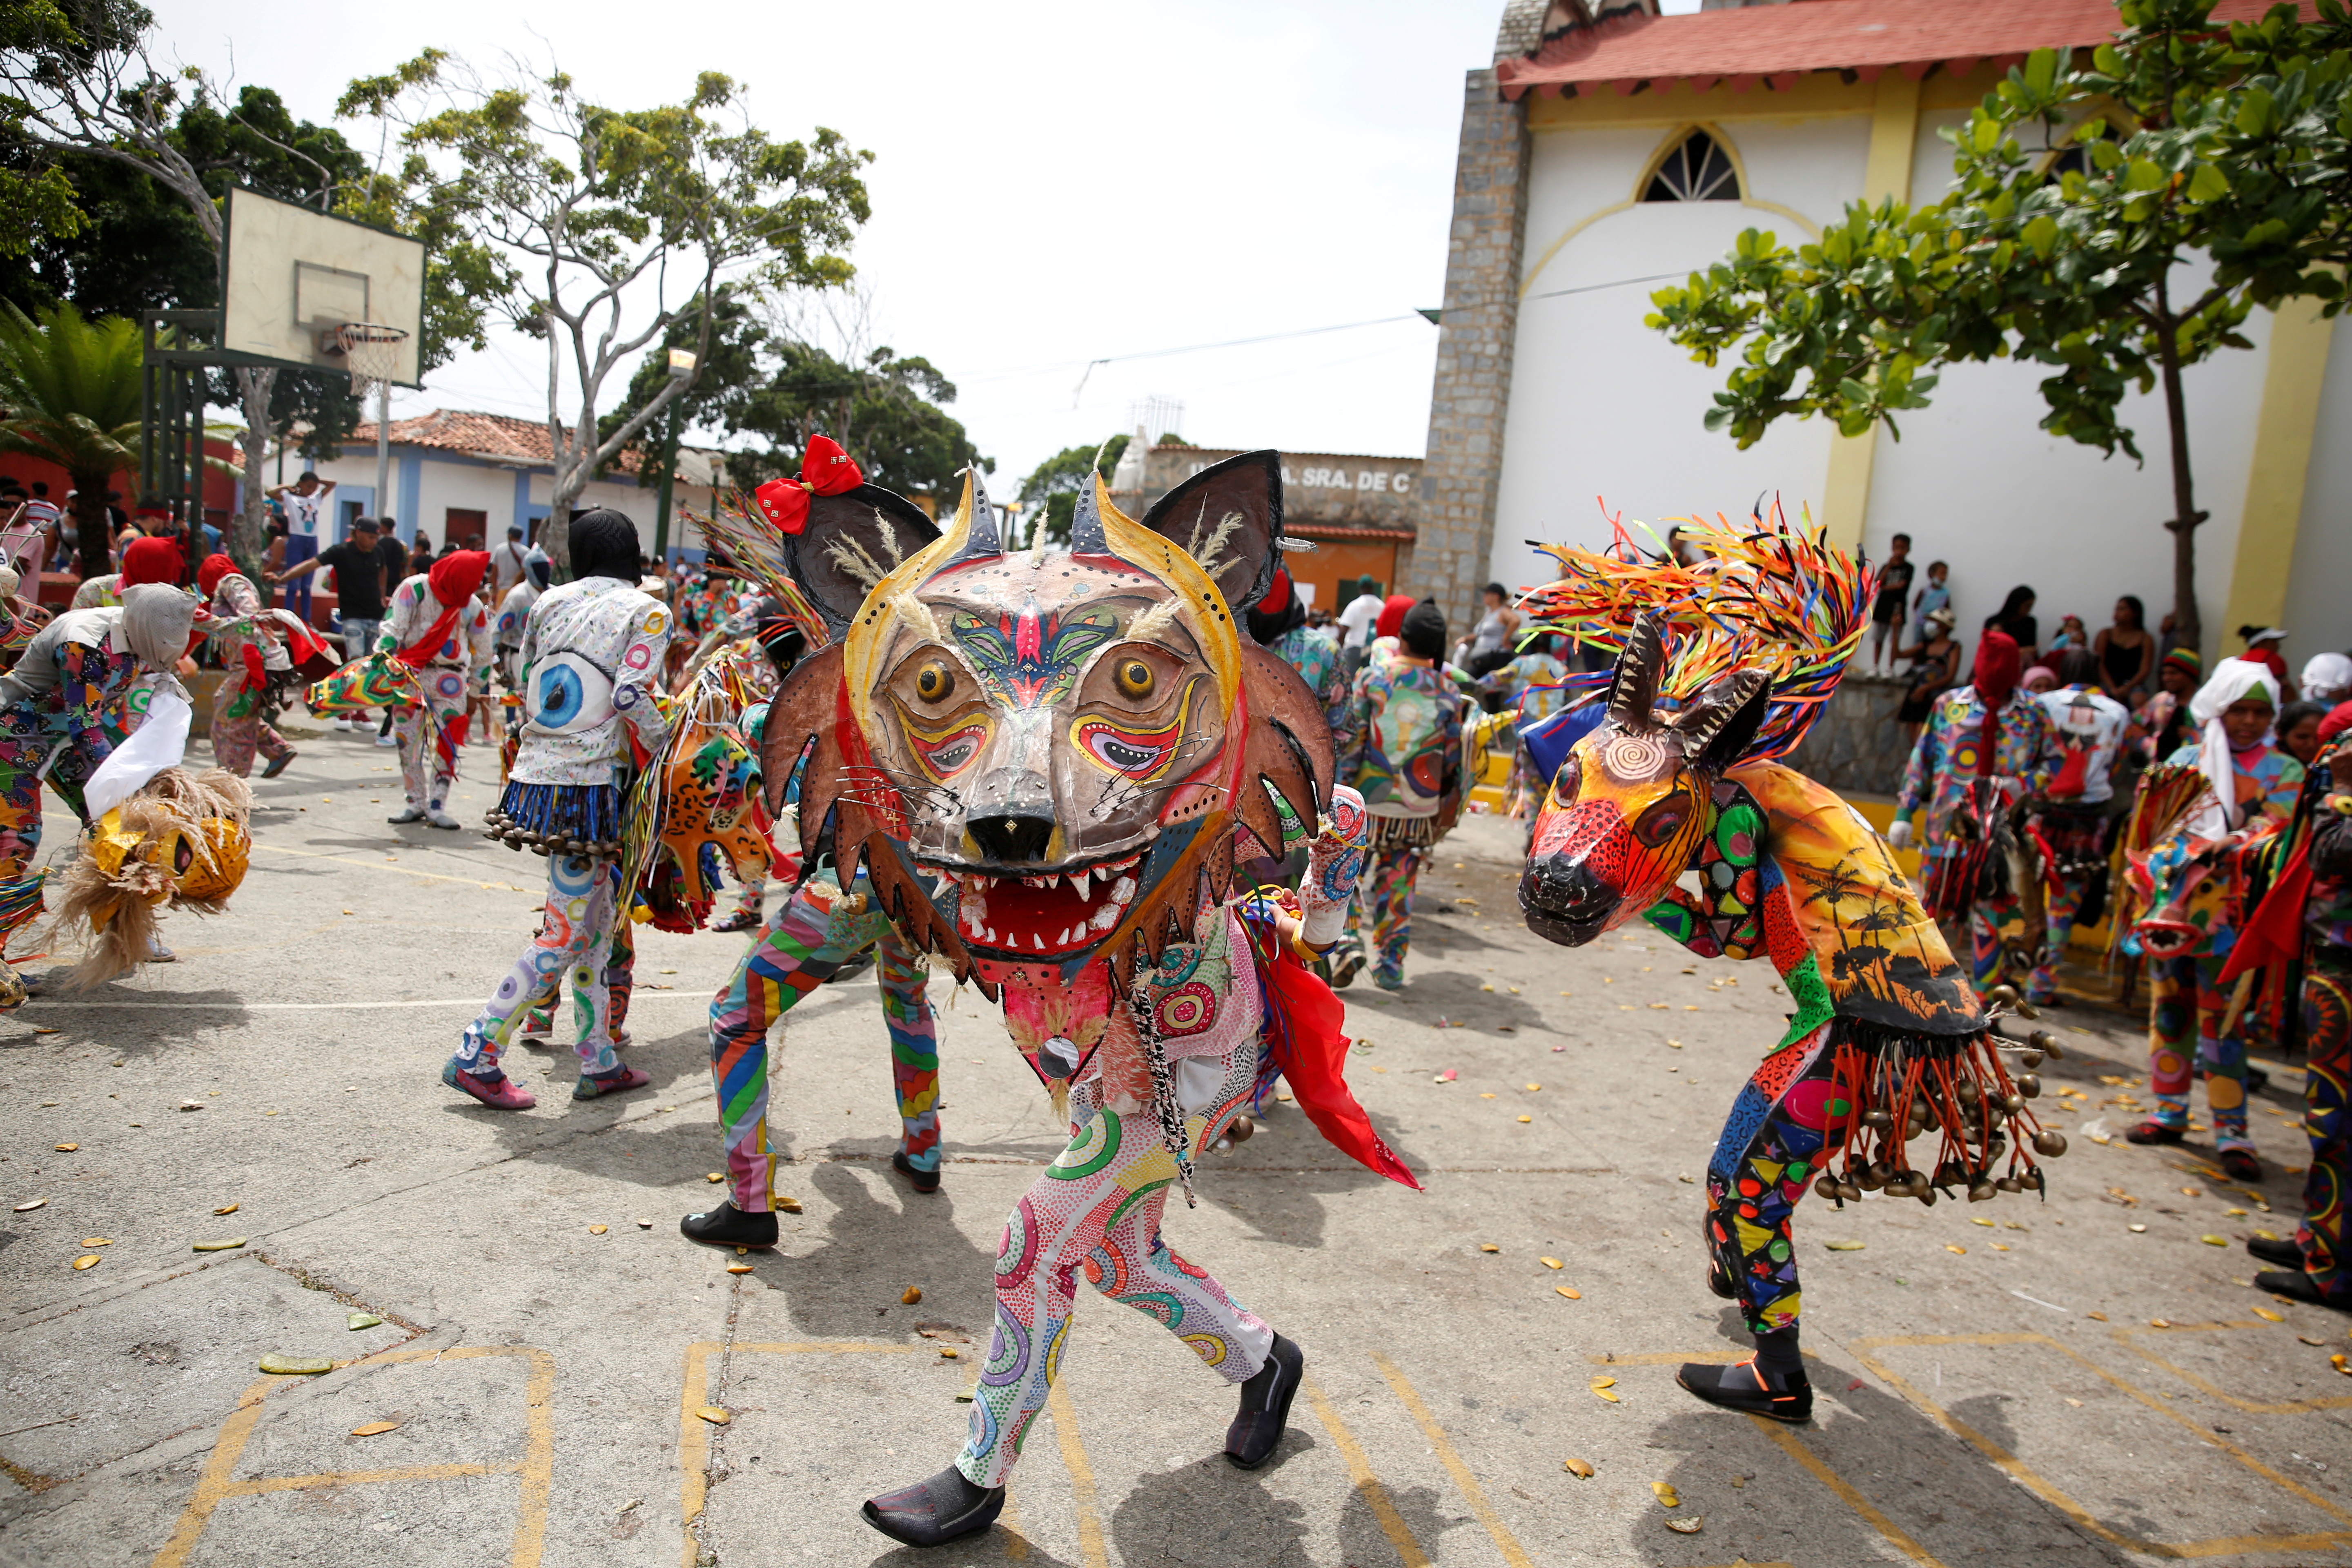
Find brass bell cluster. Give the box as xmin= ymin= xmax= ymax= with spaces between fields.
xmin=1810 ymin=986 xmax=2066 ymax=1210
xmin=480 ymin=806 xmax=622 ymax=861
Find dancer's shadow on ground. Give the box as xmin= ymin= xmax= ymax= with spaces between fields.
xmin=1198 ymin=1103 xmax=1428 ymax=1253
xmin=1099 ymin=1432 xmax=1464 ymax=1567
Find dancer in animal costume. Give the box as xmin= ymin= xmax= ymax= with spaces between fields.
xmin=381 ymin=550 xmax=495 ymax=829
xmin=0 ymin=585 xmax=201 ymax=991
xmin=71 ymin=537 xmax=182 ymax=741
xmin=197 ymin=553 xmax=302 ymax=780
xmin=695 ymin=445 xmax=1402 ymax=1546
xmin=42 ymin=766 xmax=251 ymax=988
xmin=1515 ymin=512 xmax=2064 ymax=1423
xmin=1890 ymin=631 xmax=2062 ymax=996
xmin=450 ymin=511 xmax=671 ymax=1109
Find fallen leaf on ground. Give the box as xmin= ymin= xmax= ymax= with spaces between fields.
xmin=2256 ymin=1229 xmax=2280 ymax=1241
xmin=778 ymin=1197 xmax=803 ymax=1214
xmin=259 ymin=1356 xmax=333 ymax=1376
xmin=178 ymin=1101 xmax=203 ymax=1112
xmin=2334 ymin=1354 xmax=2350 ymax=1374
xmin=348 ymin=1314 xmax=383 ymax=1330
xmin=619 ymin=1498 xmax=642 ymax=1514
xmin=1947 ymin=1245 xmax=1967 ymax=1255
xmin=13 ymin=1198 xmax=45 ymax=1212
xmin=2150 ymin=1319 xmax=2172 ymax=1328
xmin=1651 ymin=1481 xmax=1680 ymax=1506
xmin=81 ymin=1236 xmax=110 ymax=1247
xmin=350 ymin=1421 xmax=401 ymax=1436
xmin=1541 ymin=1257 xmax=1563 ymax=1270
xmin=637 ymin=1219 xmax=652 ymax=1229
xmin=2200 ymin=1235 xmax=2227 ymax=1247
xmin=902 ymin=1286 xmax=923 ymax=1304
xmin=1824 ymin=1240 xmax=1866 ymax=1252
xmin=1971 ymin=1217 xmax=1995 ymax=1227
xmin=1590 ymin=1376 xmax=1619 ymax=1404
xmin=71 ymin=1254 xmax=98 ymax=1270
xmin=956 ymin=1383 xmax=978 ymax=1403
xmin=1480 ymin=1243 xmax=1499 ymax=1253
xmin=696 ymin=1406 xmax=731 ymax=1425
xmin=214 ymin=1204 xmax=238 ymax=1215
xmin=1563 ymin=1457 xmax=1595 ymax=1478
xmin=1517 ymin=1115 xmax=1532 ymax=1124
xmin=2065 ymin=1397 xmax=2083 ymax=1407
xmin=1665 ymin=1518 xmax=1703 ymax=1535
xmin=705 ymin=1173 xmax=724 ymax=1183
xmin=2129 ymin=1224 xmax=2148 ymax=1234
xmin=2087 ymin=1312 xmax=2108 ymax=1321
xmin=2299 ymin=1334 xmax=2328 ymax=1346
xmin=939 ymin=1346 xmax=959 ymax=1359
xmin=2253 ymin=1308 xmax=2285 ymax=1322
xmin=1556 ymin=1286 xmax=1582 ymax=1300
xmin=53 ymin=1143 xmax=76 ymax=1152
xmin=2225 ymin=1207 xmax=2247 ymax=1217
xmin=588 ymin=1225 xmax=608 ymax=1235
xmin=193 ymin=1238 xmax=247 ymax=1252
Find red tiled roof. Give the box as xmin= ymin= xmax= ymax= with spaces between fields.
xmin=1496 ymin=0 xmax=2298 ymax=100
xmin=349 ymin=408 xmax=648 ymax=476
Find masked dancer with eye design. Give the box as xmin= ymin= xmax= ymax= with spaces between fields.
xmin=1515 ymin=509 xmax=2066 ymax=1423
xmin=445 ymin=509 xmax=673 ymax=1110
xmin=379 ymin=549 xmax=496 ymax=829
xmin=682 ymin=444 xmax=1408 ymax=1546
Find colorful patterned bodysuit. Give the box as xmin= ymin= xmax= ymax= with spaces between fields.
xmin=0 ymin=621 xmax=141 ymax=949
xmin=378 ymin=576 xmax=494 ymax=817
xmin=1645 ymin=761 xmax=1988 ymax=1334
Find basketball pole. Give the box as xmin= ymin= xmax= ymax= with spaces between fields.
xmin=374 ymin=379 xmax=393 ymax=542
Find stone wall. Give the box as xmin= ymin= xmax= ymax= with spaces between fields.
xmin=1781 ymin=672 xmax=1917 ymax=797
xmin=1402 ymin=68 xmax=1530 ymax=638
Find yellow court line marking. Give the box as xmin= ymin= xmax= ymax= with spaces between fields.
xmin=2108 ymin=1321 xmax=2352 ymax=1414
xmin=1852 ymin=1333 xmax=2352 ymax=1559
xmin=1370 ymin=1353 xmax=1535 ymax=1568
xmin=1045 ymin=1383 xmax=1112 ymax=1568
xmin=1746 ymin=1417 xmax=1951 ymax=1568
xmin=677 ymin=1341 xmax=918 ymax=1568
xmin=1298 ymin=1374 xmax=1431 ymax=1567
xmin=252 ymin=840 xmax=537 ymax=892
xmin=151 ymin=1345 xmax=553 ymax=1568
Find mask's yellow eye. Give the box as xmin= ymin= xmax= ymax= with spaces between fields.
xmin=1114 ymin=658 xmax=1155 ymax=700
xmin=915 ymin=661 xmax=956 ymax=703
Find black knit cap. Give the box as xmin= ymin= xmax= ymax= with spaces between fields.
xmin=570 ymin=509 xmax=641 ymax=583
xmin=1400 ymin=597 xmax=1446 ymax=660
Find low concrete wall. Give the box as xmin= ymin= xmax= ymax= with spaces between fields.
xmin=1782 ymin=671 xmax=1915 ymax=797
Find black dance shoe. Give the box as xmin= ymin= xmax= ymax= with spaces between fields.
xmin=1676 ymin=1358 xmax=1813 ymax=1423
xmin=893 ymin=1150 xmax=942 ymax=1194
xmin=2255 ymin=1269 xmax=2352 ymax=1312
xmin=861 ymin=1466 xmax=1005 ymax=1547
xmin=678 ymin=1201 xmax=777 ymax=1250
xmin=1225 ymin=1334 xmax=1305 ymax=1470
xmin=2246 ymin=1235 xmax=2302 ymax=1268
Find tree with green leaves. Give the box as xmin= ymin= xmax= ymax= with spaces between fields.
xmin=733 ymin=343 xmax=987 ymax=503
xmin=0 ymin=301 xmax=142 ymax=577
xmin=1646 ymin=0 xmax=2352 ymax=650
xmin=1018 ymin=435 xmax=1130 ymax=546
xmin=1 ymin=0 xmax=494 ymax=559
xmin=341 ymin=52 xmax=872 ymax=515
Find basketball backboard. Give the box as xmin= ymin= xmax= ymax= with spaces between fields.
xmin=219 ymin=187 xmax=426 ymax=386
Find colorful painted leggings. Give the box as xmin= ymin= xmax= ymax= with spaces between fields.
xmin=449 ymin=853 xmax=626 ymax=1079
xmin=2297 ymin=948 xmax=2350 ymax=1299
xmin=209 ymin=673 xmax=291 ymax=778
xmin=956 ymin=1042 xmax=1273 ymax=1488
xmin=1968 ymin=887 xmax=2055 ymax=1002
xmin=395 ymin=675 xmax=470 ymax=813
xmin=1343 ymin=846 xmax=1422 ymax=982
xmin=524 ymin=911 xmax=634 ymax=1042
xmin=708 ymin=875 xmax=938 ymax=1214
xmin=2148 ymin=953 xmax=2251 ymax=1149
xmin=1705 ymin=1022 xmax=1845 ymax=1335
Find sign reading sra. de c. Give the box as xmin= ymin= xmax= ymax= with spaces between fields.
xmin=1269 ymin=465 xmax=1416 ymax=493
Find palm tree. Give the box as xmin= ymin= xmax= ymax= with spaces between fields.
xmin=0 ymin=302 xmax=143 ymax=580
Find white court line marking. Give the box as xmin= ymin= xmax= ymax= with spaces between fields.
xmin=21 ymin=993 xmax=726 ymax=1011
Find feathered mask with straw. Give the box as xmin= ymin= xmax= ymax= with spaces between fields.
xmin=1515 ymin=504 xmax=1872 ymax=946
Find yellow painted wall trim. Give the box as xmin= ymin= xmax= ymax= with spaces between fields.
xmin=1820 ymin=74 xmax=1921 ymax=551
xmin=1523 ymin=61 xmax=2010 ymax=130
xmin=2223 ymin=296 xmax=2336 ymax=639
xmin=1520 ymin=121 xmax=1821 ymax=296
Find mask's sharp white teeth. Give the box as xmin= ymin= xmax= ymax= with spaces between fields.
xmin=1111 ymin=876 xmax=1137 ymax=905
xmin=1031 ymin=931 xmax=1048 ymax=951
xmin=1072 ymin=866 xmax=1092 ymax=897
xmin=985 ymin=926 xmax=998 ymax=945
xmin=1090 ymin=904 xmax=1118 ymax=932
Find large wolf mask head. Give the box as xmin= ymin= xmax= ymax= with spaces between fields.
xmin=762 ymin=451 xmax=1334 ymax=996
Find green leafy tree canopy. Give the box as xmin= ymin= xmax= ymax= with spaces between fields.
xmin=1018 ymin=435 xmax=1129 ymax=545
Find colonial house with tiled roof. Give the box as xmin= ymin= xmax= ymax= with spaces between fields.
xmin=1409 ymin=0 xmax=2350 ymax=667
xmin=301 ymin=408 xmax=732 ymax=555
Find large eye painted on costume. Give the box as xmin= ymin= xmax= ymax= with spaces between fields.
xmin=1550 ymin=751 xmax=1584 ymax=806
xmin=528 ymin=652 xmax=615 ymax=735
xmin=914 ymin=660 xmax=956 ymax=704
xmin=1113 ymin=657 xmax=1155 ymax=701
xmin=1632 ymin=793 xmax=1693 ymax=849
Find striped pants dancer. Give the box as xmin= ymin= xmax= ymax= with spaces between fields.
xmin=2298 ymin=948 xmax=2350 ymax=1300
xmin=1704 ymin=1021 xmax=1844 ymax=1334
xmin=957 ymin=1040 xmax=1272 ymax=1488
xmin=2149 ymin=953 xmax=2251 ymax=1152
xmin=1342 ymin=845 xmax=1422 ymax=987
xmin=707 ymin=873 xmax=940 ymax=1214
xmin=449 ymin=851 xmax=626 ymax=1079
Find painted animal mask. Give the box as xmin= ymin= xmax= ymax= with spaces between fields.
xmin=762 ymin=452 xmax=1333 ymax=995
xmin=1519 ymin=613 xmax=1768 ymax=946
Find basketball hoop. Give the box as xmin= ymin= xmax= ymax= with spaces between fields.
xmin=322 ymin=321 xmax=409 ymax=405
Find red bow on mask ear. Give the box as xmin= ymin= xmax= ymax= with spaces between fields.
xmin=753 ymin=434 xmax=864 ymax=536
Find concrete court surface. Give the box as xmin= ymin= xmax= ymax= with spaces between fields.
xmin=1 ymin=722 xmax=2349 ymax=1568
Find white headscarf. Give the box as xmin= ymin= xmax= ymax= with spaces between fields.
xmin=2186 ymin=655 xmax=2281 ymax=835
xmin=2302 ymin=650 xmax=2352 ymax=706
xmin=116 ymin=584 xmax=198 ymax=673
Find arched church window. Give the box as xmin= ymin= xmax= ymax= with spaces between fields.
xmin=1642 ymin=131 xmax=1740 ymax=202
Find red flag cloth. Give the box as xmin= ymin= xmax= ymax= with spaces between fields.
xmin=1254 ymin=935 xmax=1422 ymax=1190
xmin=2219 ymin=842 xmax=2311 ymax=985
xmin=754 ymin=434 xmax=864 ymax=535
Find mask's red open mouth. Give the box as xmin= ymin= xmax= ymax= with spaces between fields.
xmin=934 ymin=852 xmax=1147 ymax=958
xmin=2133 ymin=918 xmax=2201 ymax=960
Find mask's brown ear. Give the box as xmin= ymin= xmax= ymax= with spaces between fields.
xmin=778 ymin=484 xmax=941 ymax=638
xmin=1606 ymin=610 xmax=1667 ymax=729
xmin=1669 ymin=668 xmax=1771 ymax=775
xmin=1132 ymin=450 xmax=1283 ymax=614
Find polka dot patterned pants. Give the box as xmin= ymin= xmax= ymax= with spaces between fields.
xmin=449 ymin=851 xmax=625 ymax=1079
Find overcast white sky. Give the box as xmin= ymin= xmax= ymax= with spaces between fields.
xmin=147 ymin=0 xmax=1607 ymax=488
